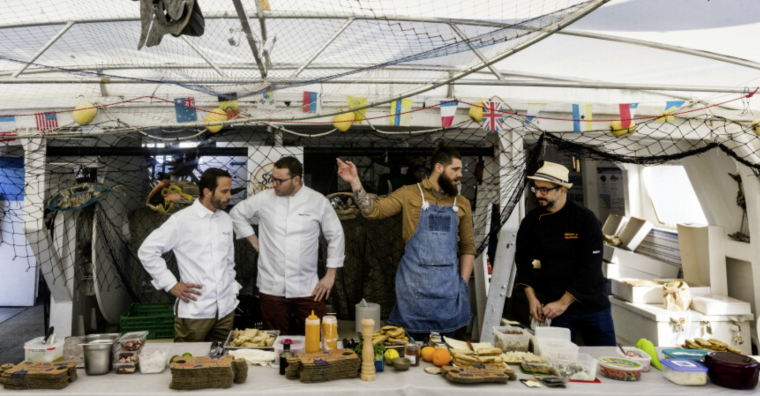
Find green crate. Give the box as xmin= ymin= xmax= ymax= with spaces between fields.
xmin=120 ymin=302 xmax=175 ymax=339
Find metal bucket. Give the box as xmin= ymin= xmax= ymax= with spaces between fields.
xmin=79 ymin=333 xmax=120 ymax=375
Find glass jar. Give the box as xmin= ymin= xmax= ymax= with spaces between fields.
xmin=405 ymin=342 xmax=420 ymax=366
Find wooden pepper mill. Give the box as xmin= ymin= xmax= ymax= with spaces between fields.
xmin=360 ymin=317 xmax=376 ymax=381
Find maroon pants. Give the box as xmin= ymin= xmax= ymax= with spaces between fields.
xmin=259 ymin=292 xmax=326 ymax=335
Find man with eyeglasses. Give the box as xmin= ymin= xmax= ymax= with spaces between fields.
xmin=230 ymin=156 xmax=345 ymax=335
xmin=514 ymin=161 xmax=614 ymax=346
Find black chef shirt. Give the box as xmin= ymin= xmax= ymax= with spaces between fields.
xmin=514 ymin=200 xmax=609 ymax=314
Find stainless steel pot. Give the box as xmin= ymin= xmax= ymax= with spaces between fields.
xmin=79 ymin=333 xmax=120 ymax=375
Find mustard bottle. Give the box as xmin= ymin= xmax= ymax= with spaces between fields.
xmin=305 ymin=310 xmax=321 ymax=353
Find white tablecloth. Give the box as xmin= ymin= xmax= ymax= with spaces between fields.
xmin=4 ymin=345 xmax=755 ymax=395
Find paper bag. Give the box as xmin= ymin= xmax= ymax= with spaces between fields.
xmin=663 ymin=281 xmax=692 ymax=311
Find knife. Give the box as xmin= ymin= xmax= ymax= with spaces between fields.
xmin=42 ymin=327 xmax=55 ymax=345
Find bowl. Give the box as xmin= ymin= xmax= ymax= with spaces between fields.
xmin=392 ymin=357 xmax=411 ymax=371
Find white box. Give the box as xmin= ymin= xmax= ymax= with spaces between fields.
xmin=604 ymin=245 xmax=680 ymax=279
xmin=610 ymin=296 xmax=753 ymax=355
xmin=610 ymin=278 xmax=711 ymax=304
xmin=691 ymin=294 xmax=752 ymax=316
xmin=618 ymin=217 xmax=654 ymax=251
xmin=602 ymin=214 xmax=627 ymax=236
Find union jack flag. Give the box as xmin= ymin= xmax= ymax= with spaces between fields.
xmin=35 ymin=112 xmax=58 ymax=131
xmin=482 ymin=101 xmax=503 ymax=131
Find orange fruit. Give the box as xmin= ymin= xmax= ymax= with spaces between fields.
xmin=421 ymin=346 xmax=435 ymax=362
xmin=432 ymin=348 xmax=451 ymax=367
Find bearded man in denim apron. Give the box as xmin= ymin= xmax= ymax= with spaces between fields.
xmin=337 ymin=144 xmax=475 ymax=341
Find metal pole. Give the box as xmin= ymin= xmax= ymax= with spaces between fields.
xmin=12 ymin=21 xmax=75 ymax=78
xmin=0 ymin=76 xmax=751 ymax=94
xmin=449 ymin=24 xmax=504 ymax=80
xmin=181 ymin=36 xmax=228 ymax=77
xmin=292 ymin=18 xmax=354 ymax=77
xmin=254 ymin=0 xmax=270 ymax=69
xmin=231 ymin=0 xmax=267 ymax=78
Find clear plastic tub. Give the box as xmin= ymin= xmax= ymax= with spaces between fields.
xmin=24 ymin=336 xmax=64 ymax=363
xmin=536 ymin=338 xmax=578 ymax=359
xmin=274 ymin=336 xmax=305 ymax=355
xmin=118 ymin=331 xmax=148 ymax=351
xmin=661 ymin=359 xmax=708 ymax=386
xmin=493 ymin=326 xmax=531 ymax=352
xmin=139 ymin=345 xmax=170 ymax=374
xmin=114 ymin=349 xmax=140 ymax=364
xmin=552 ymin=353 xmax=598 ymax=381
xmin=113 ymin=362 xmax=139 ymax=374
xmin=616 ymin=347 xmax=652 ymax=372
xmin=521 ymin=359 xmax=554 ymax=375
xmin=598 ymin=357 xmax=643 ymax=381
xmin=662 ymin=349 xmax=711 ymax=363
xmin=534 ymin=327 xmax=571 ymax=341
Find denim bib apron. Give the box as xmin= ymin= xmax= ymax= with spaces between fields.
xmin=388 ymin=184 xmax=471 ymax=333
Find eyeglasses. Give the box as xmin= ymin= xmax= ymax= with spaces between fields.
xmin=530 ymin=185 xmax=559 ymax=195
xmin=271 ymin=176 xmax=295 ymax=185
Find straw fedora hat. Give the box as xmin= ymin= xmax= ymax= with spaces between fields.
xmin=527 ymin=161 xmax=573 ymax=188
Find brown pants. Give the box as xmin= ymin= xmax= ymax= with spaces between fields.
xmin=259 ymin=293 xmax=326 ymax=336
xmin=174 ymin=310 xmax=235 ymax=343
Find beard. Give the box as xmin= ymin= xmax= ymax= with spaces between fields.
xmin=211 ymin=194 xmax=229 ymax=210
xmin=439 ymin=172 xmax=460 ymax=196
xmin=536 ymin=196 xmax=555 ymax=209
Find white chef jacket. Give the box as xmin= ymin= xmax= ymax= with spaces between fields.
xmin=138 ymin=199 xmax=242 ymax=319
xmin=230 ymin=186 xmax=345 ymax=298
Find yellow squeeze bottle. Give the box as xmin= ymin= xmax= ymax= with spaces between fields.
xmin=305 ymin=310 xmax=321 ymax=353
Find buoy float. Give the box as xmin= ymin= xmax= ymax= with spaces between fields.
xmin=333 ymin=111 xmax=356 ymax=132
xmin=610 ymin=119 xmax=636 ymax=137
xmin=204 ymin=108 xmax=228 ymax=133
xmin=72 ymin=101 xmax=98 ymax=125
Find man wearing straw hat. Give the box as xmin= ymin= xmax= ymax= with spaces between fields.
xmin=514 ymin=161 xmax=615 ymax=345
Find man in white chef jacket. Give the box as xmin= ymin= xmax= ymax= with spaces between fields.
xmin=138 ymin=168 xmax=242 ymax=342
xmin=230 ymin=156 xmax=345 ymax=335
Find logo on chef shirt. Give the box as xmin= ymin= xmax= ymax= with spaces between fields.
xmin=222 ymin=231 xmax=231 ymax=236
xmin=298 ymin=213 xmax=311 ymax=217
xmin=564 ymin=233 xmax=578 ymax=239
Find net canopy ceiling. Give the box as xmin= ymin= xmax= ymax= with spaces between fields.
xmin=0 ymin=0 xmax=757 ymax=115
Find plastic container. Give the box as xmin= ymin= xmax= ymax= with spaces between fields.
xmin=616 ymin=347 xmax=652 ymax=372
xmin=662 ymin=349 xmax=712 ymax=363
xmin=24 ymin=336 xmax=64 ymax=363
xmin=521 ymin=359 xmax=554 ymax=375
xmin=305 ymin=311 xmax=321 ymax=353
xmin=274 ymin=336 xmax=306 ymax=355
xmin=661 ymin=359 xmax=708 ymax=386
xmin=598 ymin=357 xmax=643 ymax=381
xmin=534 ymin=327 xmax=571 ymax=340
xmin=535 ymin=338 xmax=578 ymax=359
xmin=139 ymin=345 xmax=170 ymax=374
xmin=113 ymin=362 xmax=139 ymax=374
xmin=114 ymin=349 xmax=140 ymax=364
xmin=701 ymin=351 xmax=760 ymax=390
xmin=552 ymin=353 xmax=598 ymax=381
xmin=118 ymin=331 xmax=148 ymax=351
xmin=493 ymin=326 xmax=531 ymax=352
xmin=322 ymin=316 xmax=338 ymax=351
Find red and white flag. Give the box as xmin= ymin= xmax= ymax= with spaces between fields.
xmin=35 ymin=112 xmax=58 ymax=131
xmin=440 ymin=100 xmax=458 ymax=127
xmin=618 ymin=103 xmax=639 ymax=128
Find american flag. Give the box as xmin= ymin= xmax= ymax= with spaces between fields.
xmin=482 ymin=101 xmax=503 ymax=131
xmin=35 ymin=112 xmax=58 ymax=131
